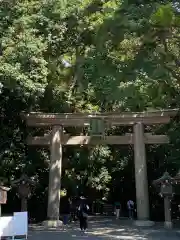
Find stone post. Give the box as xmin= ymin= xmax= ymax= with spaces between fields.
xmin=17 ymin=183 xmax=31 ymax=212
xmin=46 ymin=125 xmax=63 ymax=227
xmin=21 ymin=197 xmax=27 ymax=212
xmin=133 ymin=123 xmax=153 ymax=226
xmin=164 ymin=196 xmax=172 ymax=228
xmin=153 ymin=172 xmax=174 ymax=229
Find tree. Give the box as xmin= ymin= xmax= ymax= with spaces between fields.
xmin=0 ymin=0 xmax=180 ymax=221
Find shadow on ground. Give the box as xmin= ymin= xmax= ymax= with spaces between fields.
xmin=29 ymin=218 xmax=180 ymax=240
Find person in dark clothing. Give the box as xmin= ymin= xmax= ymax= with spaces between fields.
xmin=69 ymin=200 xmax=78 ymax=222
xmin=78 ymin=197 xmax=89 ymax=231
xmin=127 ymin=199 xmax=134 ymax=219
xmin=63 ymin=198 xmax=71 ymax=225
xmin=114 ymin=201 xmax=121 ymax=219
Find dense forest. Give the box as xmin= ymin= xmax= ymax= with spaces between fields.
xmin=0 ymin=0 xmax=180 ymax=222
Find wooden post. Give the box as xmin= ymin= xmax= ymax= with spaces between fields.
xmin=21 ymin=197 xmax=27 ymax=212
xmin=47 ymin=126 xmax=63 ymax=221
xmin=133 ymin=123 xmax=152 ymax=226
xmin=164 ymin=196 xmax=172 ymax=228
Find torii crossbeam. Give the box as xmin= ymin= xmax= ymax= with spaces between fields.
xmin=27 ymin=133 xmax=169 ymax=145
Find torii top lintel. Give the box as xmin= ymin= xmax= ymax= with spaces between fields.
xmin=21 ymin=109 xmax=178 ymax=127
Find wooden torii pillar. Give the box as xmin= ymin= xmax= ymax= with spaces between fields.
xmin=22 ymin=109 xmax=178 ymax=227
xmin=48 ymin=126 xmax=62 ymax=223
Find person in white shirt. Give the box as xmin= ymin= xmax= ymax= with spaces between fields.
xmin=127 ymin=200 xmax=134 ymax=219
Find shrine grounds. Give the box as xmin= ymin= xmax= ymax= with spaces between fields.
xmin=29 ymin=217 xmax=180 ymax=240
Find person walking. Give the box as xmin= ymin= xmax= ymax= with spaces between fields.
xmin=127 ymin=199 xmax=134 ymax=219
xmin=69 ymin=198 xmax=76 ymax=222
xmin=114 ymin=201 xmax=121 ymax=219
xmin=63 ymin=198 xmax=70 ymax=225
xmin=78 ymin=196 xmax=89 ymax=232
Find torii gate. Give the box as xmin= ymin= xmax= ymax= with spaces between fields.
xmin=22 ymin=109 xmax=177 ymax=227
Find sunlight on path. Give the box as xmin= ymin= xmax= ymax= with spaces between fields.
xmin=28 ymin=218 xmax=180 ymax=240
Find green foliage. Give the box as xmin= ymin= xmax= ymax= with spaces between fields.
xmin=151 ymin=4 xmax=174 ymax=27
xmin=0 ymin=0 xmax=180 ymax=221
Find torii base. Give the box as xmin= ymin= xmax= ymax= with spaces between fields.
xmin=42 ymin=220 xmax=63 ymax=228
xmin=164 ymin=221 xmax=172 ymax=229
xmin=134 ymin=220 xmax=155 ymax=227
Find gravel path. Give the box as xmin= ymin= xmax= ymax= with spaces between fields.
xmin=28 ymin=217 xmax=180 ymax=240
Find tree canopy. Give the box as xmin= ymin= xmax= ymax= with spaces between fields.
xmin=0 ymin=0 xmax=180 ymax=221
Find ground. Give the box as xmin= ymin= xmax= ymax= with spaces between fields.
xmin=29 ymin=217 xmax=180 ymax=240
